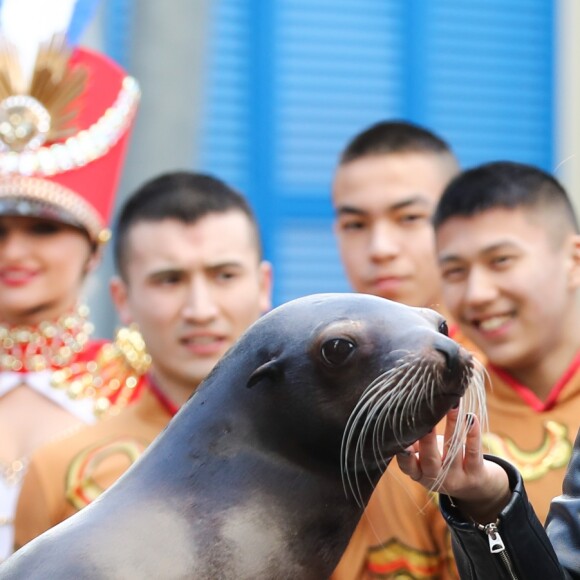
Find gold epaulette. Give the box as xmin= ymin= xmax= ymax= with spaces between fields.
xmin=51 ymin=325 xmax=151 ymax=419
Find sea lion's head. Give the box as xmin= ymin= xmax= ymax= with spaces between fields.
xmin=236 ymin=293 xmax=485 ymax=495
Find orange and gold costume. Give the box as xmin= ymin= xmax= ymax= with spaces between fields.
xmin=332 ymin=346 xmax=580 ymax=580
xmin=14 ymin=381 xmax=174 ymax=549
xmin=0 ymin=318 xmax=149 ymax=560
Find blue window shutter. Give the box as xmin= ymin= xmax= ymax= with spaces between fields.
xmin=416 ymin=0 xmax=554 ymax=171
xmin=103 ymin=0 xmax=135 ymax=67
xmin=270 ymin=1 xmax=408 ymax=305
xmin=198 ymin=1 xmax=252 ymax=194
xmin=273 ymin=1 xmax=406 ymax=194
xmin=199 ymin=0 xmax=555 ymax=307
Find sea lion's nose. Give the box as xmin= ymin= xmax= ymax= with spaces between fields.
xmin=434 ymin=335 xmax=460 ymax=372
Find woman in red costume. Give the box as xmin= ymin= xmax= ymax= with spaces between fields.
xmin=0 ymin=0 xmax=148 ymax=560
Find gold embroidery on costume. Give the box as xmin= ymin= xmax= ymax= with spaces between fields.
xmin=52 ymin=325 xmax=151 ymax=417
xmin=366 ymin=538 xmax=444 ymax=579
xmin=0 ymin=304 xmax=92 ymax=372
xmin=65 ymin=437 xmax=146 ymax=509
xmin=483 ymin=421 xmax=572 ymax=481
xmin=0 ymin=307 xmax=149 ymax=416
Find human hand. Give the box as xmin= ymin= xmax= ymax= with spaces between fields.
xmin=396 ymin=408 xmax=511 ymax=523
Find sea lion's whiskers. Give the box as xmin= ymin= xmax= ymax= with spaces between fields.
xmin=362 ymin=375 xmax=417 ymax=497
xmin=405 ymin=363 xmax=423 ymax=418
xmin=370 ymin=379 xmax=412 ymax=449
xmin=392 ymin=361 xmax=432 ymax=444
xmin=341 ymin=375 xmax=391 ymax=503
xmin=371 ymin=377 xmax=414 ymax=467
xmin=376 ymin=359 xmax=422 ymax=429
xmin=341 ymin=365 xmax=413 ymax=504
xmin=343 ymin=370 xmax=395 ymax=450
xmin=364 ymin=358 xmax=446 ymax=493
xmin=354 ymin=365 xmax=412 ymax=441
xmin=370 ymin=392 xmax=398 ymax=467
xmin=374 ymin=384 xmax=409 ymax=456
xmin=352 ymin=397 xmax=391 ymax=507
xmin=371 ymin=358 xmax=435 ymax=459
xmin=346 ymin=366 xmax=406 ymax=429
xmin=424 ymin=376 xmax=436 ymax=416
xmin=358 ymin=373 xmax=409 ymax=468
xmin=427 ymin=367 xmax=443 ymax=414
xmin=395 ymin=386 xmax=416 ymax=444
xmin=379 ymin=368 xmax=417 ymax=446
xmin=471 ymin=359 xmax=489 ymax=428
xmin=430 ymin=358 xmax=488 ymax=491
xmin=409 ymin=362 xmax=433 ymax=418
xmin=411 ymin=375 xmax=435 ymax=429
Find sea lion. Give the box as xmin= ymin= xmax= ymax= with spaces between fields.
xmin=0 ymin=293 xmax=485 ymax=580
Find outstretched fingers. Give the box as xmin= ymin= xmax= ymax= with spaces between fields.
xmin=396 ymin=409 xmax=486 ymax=497
xmin=396 ymin=427 xmax=442 ymax=487
xmin=397 ymin=410 xmax=512 ymax=522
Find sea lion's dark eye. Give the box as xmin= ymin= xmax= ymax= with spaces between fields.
xmin=438 ymin=320 xmax=449 ymax=336
xmin=321 ymin=338 xmax=356 ymax=367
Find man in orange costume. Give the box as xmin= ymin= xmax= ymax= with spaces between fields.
xmin=13 ymin=171 xmax=273 ymax=549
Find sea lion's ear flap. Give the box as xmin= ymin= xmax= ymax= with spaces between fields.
xmin=246 ymin=360 xmax=281 ymax=389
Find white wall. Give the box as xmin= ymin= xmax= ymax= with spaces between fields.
xmin=556 ymin=0 xmax=580 ymax=212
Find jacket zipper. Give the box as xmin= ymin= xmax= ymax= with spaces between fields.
xmin=476 ymin=521 xmax=519 ymax=580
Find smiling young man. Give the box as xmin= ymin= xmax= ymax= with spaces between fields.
xmin=434 ymin=161 xmax=580 ymax=519
xmin=13 ymin=171 xmax=273 ymax=548
xmin=393 ymin=162 xmax=580 ymax=579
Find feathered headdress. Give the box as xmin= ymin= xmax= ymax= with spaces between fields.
xmin=0 ymin=0 xmax=140 ymax=243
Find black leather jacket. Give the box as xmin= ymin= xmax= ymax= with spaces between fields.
xmin=439 ymin=428 xmax=580 ymax=579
